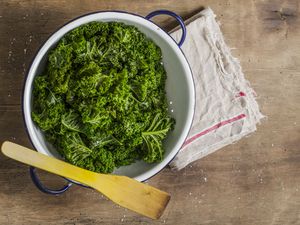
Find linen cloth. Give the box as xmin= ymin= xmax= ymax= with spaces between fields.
xmin=169 ymin=8 xmax=264 ymax=170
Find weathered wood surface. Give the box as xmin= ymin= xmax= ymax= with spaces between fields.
xmin=0 ymin=0 xmax=299 ymax=224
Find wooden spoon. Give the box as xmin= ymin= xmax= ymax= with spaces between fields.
xmin=1 ymin=141 xmax=170 ymax=219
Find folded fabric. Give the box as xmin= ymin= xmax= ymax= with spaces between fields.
xmin=169 ymin=8 xmax=264 ymax=170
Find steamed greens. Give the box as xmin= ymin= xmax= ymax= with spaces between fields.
xmin=32 ymin=22 xmax=174 ymax=173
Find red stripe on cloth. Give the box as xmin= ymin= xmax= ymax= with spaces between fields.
xmin=236 ymin=91 xmax=246 ymax=98
xmin=238 ymin=91 xmax=246 ymax=97
xmin=182 ymin=114 xmax=246 ymax=148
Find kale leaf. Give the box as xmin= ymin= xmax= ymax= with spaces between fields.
xmin=32 ymin=22 xmax=174 ymax=173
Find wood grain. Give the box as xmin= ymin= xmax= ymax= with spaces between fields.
xmin=2 ymin=142 xmax=171 ymax=220
xmin=0 ymin=0 xmax=299 ymax=224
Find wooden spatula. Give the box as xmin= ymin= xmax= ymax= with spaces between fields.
xmin=1 ymin=141 xmax=170 ymax=219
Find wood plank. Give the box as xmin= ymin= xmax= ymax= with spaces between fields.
xmin=0 ymin=0 xmax=299 ymax=224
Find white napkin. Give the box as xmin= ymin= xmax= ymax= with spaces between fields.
xmin=169 ymin=8 xmax=264 ymax=170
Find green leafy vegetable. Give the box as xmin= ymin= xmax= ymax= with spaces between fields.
xmin=32 ymin=21 xmax=174 ymax=173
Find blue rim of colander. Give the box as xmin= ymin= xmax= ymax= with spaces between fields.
xmin=22 ymin=9 xmax=196 ymax=195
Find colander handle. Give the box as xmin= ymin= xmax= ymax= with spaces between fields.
xmin=145 ymin=10 xmax=186 ymax=47
xmin=30 ymin=166 xmax=72 ymax=195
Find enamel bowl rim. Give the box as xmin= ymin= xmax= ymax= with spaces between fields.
xmin=22 ymin=10 xmax=195 ymax=182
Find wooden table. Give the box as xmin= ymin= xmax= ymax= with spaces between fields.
xmin=1 ymin=1 xmax=299 ymax=224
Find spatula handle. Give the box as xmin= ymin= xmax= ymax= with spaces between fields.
xmin=1 ymin=141 xmax=171 ymax=219
xmin=1 ymin=141 xmax=99 ymax=187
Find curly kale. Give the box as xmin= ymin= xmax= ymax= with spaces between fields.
xmin=32 ymin=22 xmax=174 ymax=173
